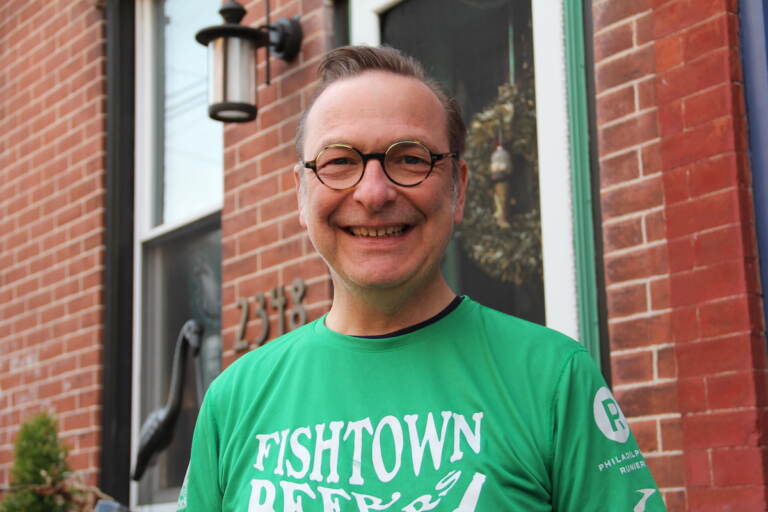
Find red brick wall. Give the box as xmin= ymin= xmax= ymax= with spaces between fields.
xmin=0 ymin=1 xmax=106 ymax=487
xmin=220 ymin=0 xmax=334 ymax=366
xmin=593 ymin=0 xmax=767 ymax=510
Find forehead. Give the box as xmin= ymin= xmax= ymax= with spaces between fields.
xmin=303 ymin=71 xmax=448 ymax=157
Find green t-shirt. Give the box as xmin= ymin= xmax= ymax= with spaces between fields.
xmin=178 ymin=298 xmax=665 ymax=511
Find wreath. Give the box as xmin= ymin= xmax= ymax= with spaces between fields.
xmin=456 ymin=82 xmax=542 ymax=285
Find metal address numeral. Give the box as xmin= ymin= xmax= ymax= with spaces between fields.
xmin=270 ymin=286 xmax=286 ymax=337
xmin=234 ymin=298 xmax=250 ymax=352
xmin=287 ymin=278 xmax=307 ymax=330
xmin=253 ymin=293 xmax=270 ymax=347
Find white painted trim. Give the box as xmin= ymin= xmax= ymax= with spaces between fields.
xmin=531 ymin=0 xmax=579 ymax=339
xmin=136 ymin=503 xmax=179 ymax=512
xmin=131 ymin=1 xmax=154 ymax=507
xmin=348 ymin=0 xmax=580 ymax=338
xmin=349 ymin=0 xmax=403 ymax=45
xmin=139 ymin=204 xmax=221 ymax=243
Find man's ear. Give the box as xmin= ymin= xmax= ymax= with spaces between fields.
xmin=453 ymin=159 xmax=469 ymax=224
xmin=293 ymin=164 xmax=307 ymax=227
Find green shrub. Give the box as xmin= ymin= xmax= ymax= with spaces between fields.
xmin=0 ymin=412 xmax=77 ymax=512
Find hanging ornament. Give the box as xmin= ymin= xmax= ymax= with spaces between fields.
xmin=458 ymin=82 xmax=541 ymax=285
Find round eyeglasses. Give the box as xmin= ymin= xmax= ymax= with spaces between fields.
xmin=302 ymin=140 xmax=457 ymax=190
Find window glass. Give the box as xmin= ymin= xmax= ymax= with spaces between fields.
xmin=382 ymin=0 xmax=545 ymax=323
xmin=156 ymin=0 xmax=223 ymax=226
xmin=140 ymin=222 xmax=222 ymax=504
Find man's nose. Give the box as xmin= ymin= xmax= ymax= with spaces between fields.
xmin=351 ymin=158 xmax=397 ymax=211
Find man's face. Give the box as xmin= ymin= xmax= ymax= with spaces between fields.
xmin=296 ymin=71 xmax=467 ymax=295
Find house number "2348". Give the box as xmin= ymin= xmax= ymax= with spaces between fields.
xmin=234 ymin=278 xmax=307 ymax=352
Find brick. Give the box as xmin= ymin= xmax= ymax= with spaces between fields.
xmin=260 ymin=146 xmax=297 ymax=174
xmin=646 ymin=453 xmax=684 ymax=487
xmin=657 ymin=345 xmax=676 ymax=378
xmin=609 ymin=314 xmax=672 ymax=349
xmin=653 ymin=0 xmax=733 ymax=39
xmin=641 ymin=142 xmax=662 ymax=175
xmin=662 ymin=490 xmax=686 ymax=512
xmin=657 ymin=48 xmax=739 ymax=104
xmin=596 ymin=86 xmax=635 ymax=124
xmin=670 ymin=304 xmax=699 ymax=342
xmin=661 ymin=417 xmax=683 ymax=450
xmin=661 ymin=117 xmax=736 ymax=170
xmin=239 ymin=174 xmax=281 ymax=210
xmin=600 ymin=150 xmax=640 ymax=187
xmin=655 ymin=34 xmax=684 ymax=72
xmin=712 ymin=447 xmax=766 ymax=486
xmin=687 ymin=486 xmax=767 ymax=512
xmin=596 ymin=46 xmax=655 ymax=91
xmin=604 ymin=244 xmax=668 ymax=282
xmin=669 ymin=260 xmax=747 ymax=306
xmin=667 ymin=235 xmax=694 ymax=272
xmin=683 ymin=14 xmax=731 ymax=62
xmin=261 ymin=238 xmax=304 ymax=269
xmin=599 ymin=110 xmax=658 ymax=155
xmin=689 ymin=152 xmax=740 ymax=196
xmin=699 ymin=296 xmax=752 ymax=337
xmin=602 ymin=176 xmax=663 ymax=218
xmin=237 ymin=128 xmax=280 ymax=164
xmin=694 ymin=225 xmax=744 ymax=266
xmin=282 ymin=255 xmax=330 ymax=284
xmin=603 ymin=218 xmax=643 ymax=252
xmin=707 ymin=371 xmax=759 ymax=409
xmin=594 ymin=22 xmax=634 ymax=62
xmin=684 ymin=449 xmax=712 ymax=486
xmin=615 ymin=381 xmax=678 ymax=416
xmin=676 ymin=334 xmax=755 ymax=378
xmin=683 ymin=84 xmax=734 ymax=129
xmin=644 ymin=211 xmax=666 ymax=241
xmin=629 ymin=419 xmax=658 ymax=452
xmin=637 ymin=78 xmax=656 ymax=109
xmin=665 ymin=188 xmax=739 ymax=238
xmin=612 ymin=350 xmax=654 ymax=385
xmin=260 ymin=191 xmax=299 ymax=223
xmin=683 ymin=409 xmax=760 ymax=450
xmin=658 ymin=101 xmax=683 ymax=136
xmin=593 ymin=0 xmax=651 ymax=30
xmin=238 ymin=222 xmax=281 ymax=256
xmin=607 ymin=283 xmax=648 ymax=317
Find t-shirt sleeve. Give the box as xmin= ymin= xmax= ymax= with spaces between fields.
xmin=550 ymin=350 xmax=667 ymax=511
xmin=177 ymin=389 xmax=222 ymax=512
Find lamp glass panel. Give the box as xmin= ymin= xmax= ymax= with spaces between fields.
xmin=156 ymin=0 xmax=223 ymax=226
xmin=225 ymin=37 xmax=257 ymax=104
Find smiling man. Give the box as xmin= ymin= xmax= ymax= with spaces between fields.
xmin=179 ymin=46 xmax=666 ymax=512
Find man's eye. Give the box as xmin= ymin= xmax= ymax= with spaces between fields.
xmin=394 ymin=154 xmax=430 ymax=167
xmin=328 ymin=157 xmax=356 ymax=165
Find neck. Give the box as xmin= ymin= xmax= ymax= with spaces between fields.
xmin=325 ymin=274 xmax=457 ymax=336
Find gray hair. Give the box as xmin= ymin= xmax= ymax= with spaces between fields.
xmin=295 ymin=46 xmax=466 ymax=161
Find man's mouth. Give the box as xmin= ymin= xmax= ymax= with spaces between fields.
xmin=345 ymin=225 xmax=410 ymax=238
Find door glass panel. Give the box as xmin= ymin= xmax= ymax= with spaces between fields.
xmin=382 ymin=0 xmax=544 ymax=323
xmin=140 ymin=224 xmax=222 ymax=504
xmin=156 ymin=0 xmax=223 ymax=226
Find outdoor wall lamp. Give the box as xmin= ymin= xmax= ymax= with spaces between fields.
xmin=195 ymin=0 xmax=302 ymax=123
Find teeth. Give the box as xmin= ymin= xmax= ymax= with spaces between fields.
xmin=350 ymin=226 xmax=405 ymax=237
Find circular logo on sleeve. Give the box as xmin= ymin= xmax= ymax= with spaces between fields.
xmin=593 ymin=386 xmax=629 ymax=443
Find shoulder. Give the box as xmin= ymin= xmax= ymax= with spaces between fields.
xmin=203 ymin=319 xmax=319 ymax=403
xmin=461 ymin=298 xmax=585 ymax=359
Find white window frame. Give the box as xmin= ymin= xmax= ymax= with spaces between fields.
xmin=349 ymin=0 xmax=579 ymax=339
xmin=131 ymin=1 xmax=223 ymax=509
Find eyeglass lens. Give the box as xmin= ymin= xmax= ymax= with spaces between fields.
xmin=315 ymin=142 xmax=433 ymax=189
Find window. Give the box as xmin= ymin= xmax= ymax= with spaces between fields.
xmin=132 ymin=1 xmax=223 ymax=508
xmin=349 ymin=0 xmax=585 ymax=340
